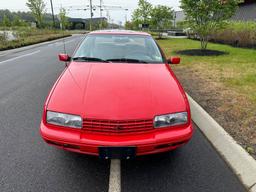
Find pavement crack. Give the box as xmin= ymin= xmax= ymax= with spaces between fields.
xmin=249 ymin=182 xmax=256 ymax=190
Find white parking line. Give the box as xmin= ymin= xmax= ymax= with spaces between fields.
xmin=0 ymin=53 xmax=9 ymax=57
xmin=0 ymin=50 xmax=41 ymax=65
xmin=108 ymin=159 xmax=121 ymax=192
xmin=55 ymin=39 xmax=76 ymax=47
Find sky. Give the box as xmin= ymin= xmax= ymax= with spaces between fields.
xmin=1 ymin=0 xmax=181 ymax=24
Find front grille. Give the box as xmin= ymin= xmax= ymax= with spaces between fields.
xmin=82 ymin=118 xmax=154 ymax=134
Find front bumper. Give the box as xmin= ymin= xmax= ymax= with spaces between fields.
xmin=40 ymin=122 xmax=193 ymax=156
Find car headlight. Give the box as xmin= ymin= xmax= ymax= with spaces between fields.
xmin=154 ymin=112 xmax=188 ymax=128
xmin=46 ymin=111 xmax=82 ymax=129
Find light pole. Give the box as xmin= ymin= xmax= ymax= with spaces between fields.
xmin=50 ymin=0 xmax=56 ymax=28
xmin=100 ymin=0 xmax=102 ymax=29
xmin=173 ymin=11 xmax=177 ymax=28
xmin=100 ymin=0 xmax=103 ymax=17
xmin=89 ymin=0 xmax=93 ymax=31
xmin=125 ymin=8 xmax=128 ymax=23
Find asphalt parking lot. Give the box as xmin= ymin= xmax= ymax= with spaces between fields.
xmin=0 ymin=35 xmax=246 ymax=192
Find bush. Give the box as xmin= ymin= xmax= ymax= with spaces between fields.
xmin=16 ymin=27 xmax=61 ymax=38
xmin=210 ymin=21 xmax=256 ymax=48
xmin=0 ymin=32 xmax=7 ymax=45
xmin=176 ymin=21 xmax=188 ymax=29
xmin=0 ymin=33 xmax=7 ymax=43
xmin=0 ymin=27 xmax=71 ymax=51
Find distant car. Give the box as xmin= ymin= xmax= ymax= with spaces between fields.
xmin=40 ymin=30 xmax=193 ymax=159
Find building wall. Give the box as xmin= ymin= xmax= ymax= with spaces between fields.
xmin=175 ymin=2 xmax=256 ymax=23
xmin=232 ymin=2 xmax=256 ymax=21
xmin=174 ymin=1 xmax=256 ymax=24
xmin=239 ymin=0 xmax=255 ymax=4
xmin=174 ymin=11 xmax=186 ymax=23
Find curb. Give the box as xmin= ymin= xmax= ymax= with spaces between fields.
xmin=187 ymin=94 xmax=256 ymax=191
xmin=0 ymin=34 xmax=82 ymax=57
xmin=251 ymin=185 xmax=256 ymax=192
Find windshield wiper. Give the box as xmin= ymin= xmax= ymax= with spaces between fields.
xmin=106 ymin=58 xmax=148 ymax=63
xmin=72 ymin=57 xmax=109 ymax=63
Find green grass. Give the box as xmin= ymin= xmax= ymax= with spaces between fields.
xmin=157 ymin=38 xmax=256 ymax=102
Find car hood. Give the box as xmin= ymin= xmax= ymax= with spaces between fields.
xmin=47 ymin=62 xmax=187 ymax=120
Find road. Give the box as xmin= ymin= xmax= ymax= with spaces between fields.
xmin=0 ymin=35 xmax=246 ymax=192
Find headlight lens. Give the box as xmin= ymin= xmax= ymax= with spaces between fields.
xmin=154 ymin=112 xmax=188 ymax=128
xmin=46 ymin=111 xmax=82 ymax=129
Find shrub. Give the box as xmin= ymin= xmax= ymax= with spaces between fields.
xmin=0 ymin=27 xmax=71 ymax=51
xmin=0 ymin=32 xmax=7 ymax=45
xmin=210 ymin=21 xmax=256 ymax=48
xmin=176 ymin=21 xmax=189 ymax=29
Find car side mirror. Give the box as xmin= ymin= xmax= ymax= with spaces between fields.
xmin=58 ymin=54 xmax=71 ymax=62
xmin=168 ymin=57 xmax=181 ymax=64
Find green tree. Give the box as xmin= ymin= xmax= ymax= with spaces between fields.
xmin=101 ymin=20 xmax=108 ymax=29
xmin=2 ymin=15 xmax=11 ymax=27
xmin=125 ymin=21 xmax=135 ymax=30
xmin=59 ymin=8 xmax=69 ymax=29
xmin=26 ymin=0 xmax=46 ymax=28
xmin=95 ymin=19 xmax=108 ymax=30
xmin=181 ymin=0 xmax=238 ymax=50
xmin=150 ymin=5 xmax=174 ymax=38
xmin=12 ymin=15 xmax=22 ymax=26
xmin=132 ymin=0 xmax=152 ymax=29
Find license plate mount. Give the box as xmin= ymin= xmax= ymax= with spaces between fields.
xmin=99 ymin=147 xmax=136 ymax=159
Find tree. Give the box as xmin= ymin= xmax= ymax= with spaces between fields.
xmin=125 ymin=21 xmax=135 ymax=30
xmin=150 ymin=5 xmax=174 ymax=38
xmin=26 ymin=0 xmax=46 ymax=28
xmin=132 ymin=0 xmax=152 ymax=29
xmin=101 ymin=20 xmax=108 ymax=29
xmin=181 ymin=0 xmax=238 ymax=50
xmin=0 ymin=10 xmax=13 ymax=23
xmin=12 ymin=15 xmax=22 ymax=26
xmin=58 ymin=8 xmax=69 ymax=30
xmin=94 ymin=19 xmax=108 ymax=30
xmin=1 ymin=15 xmax=11 ymax=27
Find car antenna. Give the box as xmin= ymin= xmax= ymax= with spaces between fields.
xmin=62 ymin=36 xmax=68 ymax=67
xmin=60 ymin=4 xmax=68 ymax=67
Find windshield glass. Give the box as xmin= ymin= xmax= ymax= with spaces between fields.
xmin=73 ymin=34 xmax=164 ymax=63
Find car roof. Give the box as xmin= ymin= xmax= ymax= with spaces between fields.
xmin=89 ymin=30 xmax=151 ymax=36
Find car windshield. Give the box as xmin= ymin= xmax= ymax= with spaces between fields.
xmin=73 ymin=34 xmax=164 ymax=63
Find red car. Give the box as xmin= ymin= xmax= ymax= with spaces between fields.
xmin=40 ymin=30 xmax=193 ymax=159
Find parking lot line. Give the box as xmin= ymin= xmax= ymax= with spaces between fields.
xmin=109 ymin=159 xmax=121 ymax=192
xmin=56 ymin=39 xmax=76 ymax=47
xmin=0 ymin=50 xmax=41 ymax=65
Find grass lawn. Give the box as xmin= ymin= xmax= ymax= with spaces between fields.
xmin=158 ymin=38 xmax=256 ymax=102
xmin=157 ymin=38 xmax=256 ymax=156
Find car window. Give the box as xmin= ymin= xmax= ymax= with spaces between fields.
xmin=73 ymin=34 xmax=164 ymax=63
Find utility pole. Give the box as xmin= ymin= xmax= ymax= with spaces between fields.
xmin=125 ymin=8 xmax=128 ymax=23
xmin=50 ymin=0 xmax=56 ymax=28
xmin=89 ymin=0 xmax=93 ymax=31
xmin=99 ymin=0 xmax=103 ymax=29
xmin=100 ymin=0 xmax=103 ymax=17
xmin=173 ymin=11 xmax=177 ymax=28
